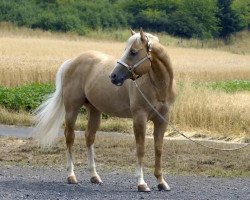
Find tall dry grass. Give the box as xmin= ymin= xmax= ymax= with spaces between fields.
xmin=0 ymin=25 xmax=249 ymax=138
xmin=1 ymin=28 xmax=250 ymax=86
xmin=169 ymin=47 xmax=250 ymax=82
xmin=0 ymin=36 xmax=124 ymax=86
xmin=171 ymin=84 xmax=250 ymax=138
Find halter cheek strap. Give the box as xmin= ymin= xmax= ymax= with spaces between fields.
xmin=117 ymin=36 xmax=153 ymax=80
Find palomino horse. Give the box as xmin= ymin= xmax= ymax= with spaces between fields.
xmin=33 ymin=28 xmax=176 ymax=192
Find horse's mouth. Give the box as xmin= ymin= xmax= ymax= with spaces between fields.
xmin=110 ymin=79 xmax=124 ymax=86
xmin=116 ymin=82 xmax=123 ymax=86
xmin=112 ymin=82 xmax=123 ymax=86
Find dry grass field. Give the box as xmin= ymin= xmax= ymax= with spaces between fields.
xmin=0 ymin=135 xmax=249 ymax=177
xmin=1 ymin=27 xmax=250 ymax=86
xmin=0 ymin=25 xmax=250 ymax=140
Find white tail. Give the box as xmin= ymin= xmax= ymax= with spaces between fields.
xmin=32 ymin=59 xmax=71 ymax=146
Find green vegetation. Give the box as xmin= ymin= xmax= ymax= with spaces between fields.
xmin=194 ymin=80 xmax=250 ymax=93
xmin=0 ymin=84 xmax=54 ymax=112
xmin=0 ymin=0 xmax=248 ymax=39
xmin=232 ymin=0 xmax=250 ymax=30
xmin=0 ymin=0 xmax=127 ymax=35
xmin=126 ymin=0 xmax=220 ymax=39
xmin=207 ymin=80 xmax=250 ymax=93
xmin=1 ymin=81 xmax=249 ymax=113
xmin=217 ymin=0 xmax=242 ymax=38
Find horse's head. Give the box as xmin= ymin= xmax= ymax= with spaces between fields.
xmin=110 ymin=28 xmax=159 ymax=86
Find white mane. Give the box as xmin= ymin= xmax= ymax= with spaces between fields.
xmin=125 ymin=32 xmax=159 ymax=51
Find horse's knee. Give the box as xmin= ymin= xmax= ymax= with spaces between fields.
xmin=136 ymin=144 xmax=145 ymax=157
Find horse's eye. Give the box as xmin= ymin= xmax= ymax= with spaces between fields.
xmin=130 ymin=50 xmax=137 ymax=56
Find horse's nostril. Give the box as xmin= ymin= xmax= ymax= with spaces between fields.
xmin=112 ymin=74 xmax=116 ymax=79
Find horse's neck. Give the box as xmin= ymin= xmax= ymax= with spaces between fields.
xmin=149 ymin=43 xmax=174 ymax=102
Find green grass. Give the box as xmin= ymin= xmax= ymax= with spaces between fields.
xmin=208 ymin=80 xmax=250 ymax=93
xmin=193 ymin=80 xmax=250 ymax=93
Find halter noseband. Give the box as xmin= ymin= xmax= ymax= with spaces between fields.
xmin=117 ymin=36 xmax=153 ymax=80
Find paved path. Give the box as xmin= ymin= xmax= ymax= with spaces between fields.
xmin=0 ymin=165 xmax=249 ymax=200
xmin=0 ymin=125 xmax=33 ymax=138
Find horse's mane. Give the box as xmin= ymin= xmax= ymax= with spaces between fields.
xmin=145 ymin=33 xmax=159 ymax=42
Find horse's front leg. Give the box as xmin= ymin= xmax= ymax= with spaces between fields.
xmin=133 ymin=111 xmax=150 ymax=192
xmin=153 ymin=116 xmax=171 ymax=191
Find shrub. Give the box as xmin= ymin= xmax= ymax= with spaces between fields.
xmin=0 ymin=83 xmax=54 ymax=112
xmin=0 ymin=0 xmax=248 ymax=39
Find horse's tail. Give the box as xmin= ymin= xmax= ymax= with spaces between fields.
xmin=32 ymin=59 xmax=71 ymax=147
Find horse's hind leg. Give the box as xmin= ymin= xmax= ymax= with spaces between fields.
xmin=64 ymin=90 xmax=84 ymax=184
xmin=85 ymin=104 xmax=102 ymax=184
xmin=64 ymin=108 xmax=81 ymax=184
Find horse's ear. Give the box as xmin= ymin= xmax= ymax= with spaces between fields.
xmin=130 ymin=28 xmax=136 ymax=35
xmin=140 ymin=27 xmax=147 ymax=42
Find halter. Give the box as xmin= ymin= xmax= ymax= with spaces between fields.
xmin=117 ymin=36 xmax=153 ymax=80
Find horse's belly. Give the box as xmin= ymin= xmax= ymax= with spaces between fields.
xmin=86 ymin=91 xmax=132 ymax=118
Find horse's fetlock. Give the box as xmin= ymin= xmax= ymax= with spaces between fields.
xmin=154 ymin=174 xmax=161 ymax=179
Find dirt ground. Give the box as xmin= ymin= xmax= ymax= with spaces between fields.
xmin=0 ymin=131 xmax=249 ymax=177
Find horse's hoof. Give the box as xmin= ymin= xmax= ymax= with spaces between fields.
xmin=138 ymin=184 xmax=151 ymax=192
xmin=90 ymin=176 xmax=103 ymax=184
xmin=67 ymin=176 xmax=78 ymax=184
xmin=158 ymin=183 xmax=171 ymax=191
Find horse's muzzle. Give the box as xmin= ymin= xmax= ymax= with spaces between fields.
xmin=109 ymin=73 xmax=125 ymax=86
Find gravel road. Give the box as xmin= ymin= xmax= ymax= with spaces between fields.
xmin=0 ymin=165 xmax=249 ymax=200
xmin=0 ymin=125 xmax=249 ymax=200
